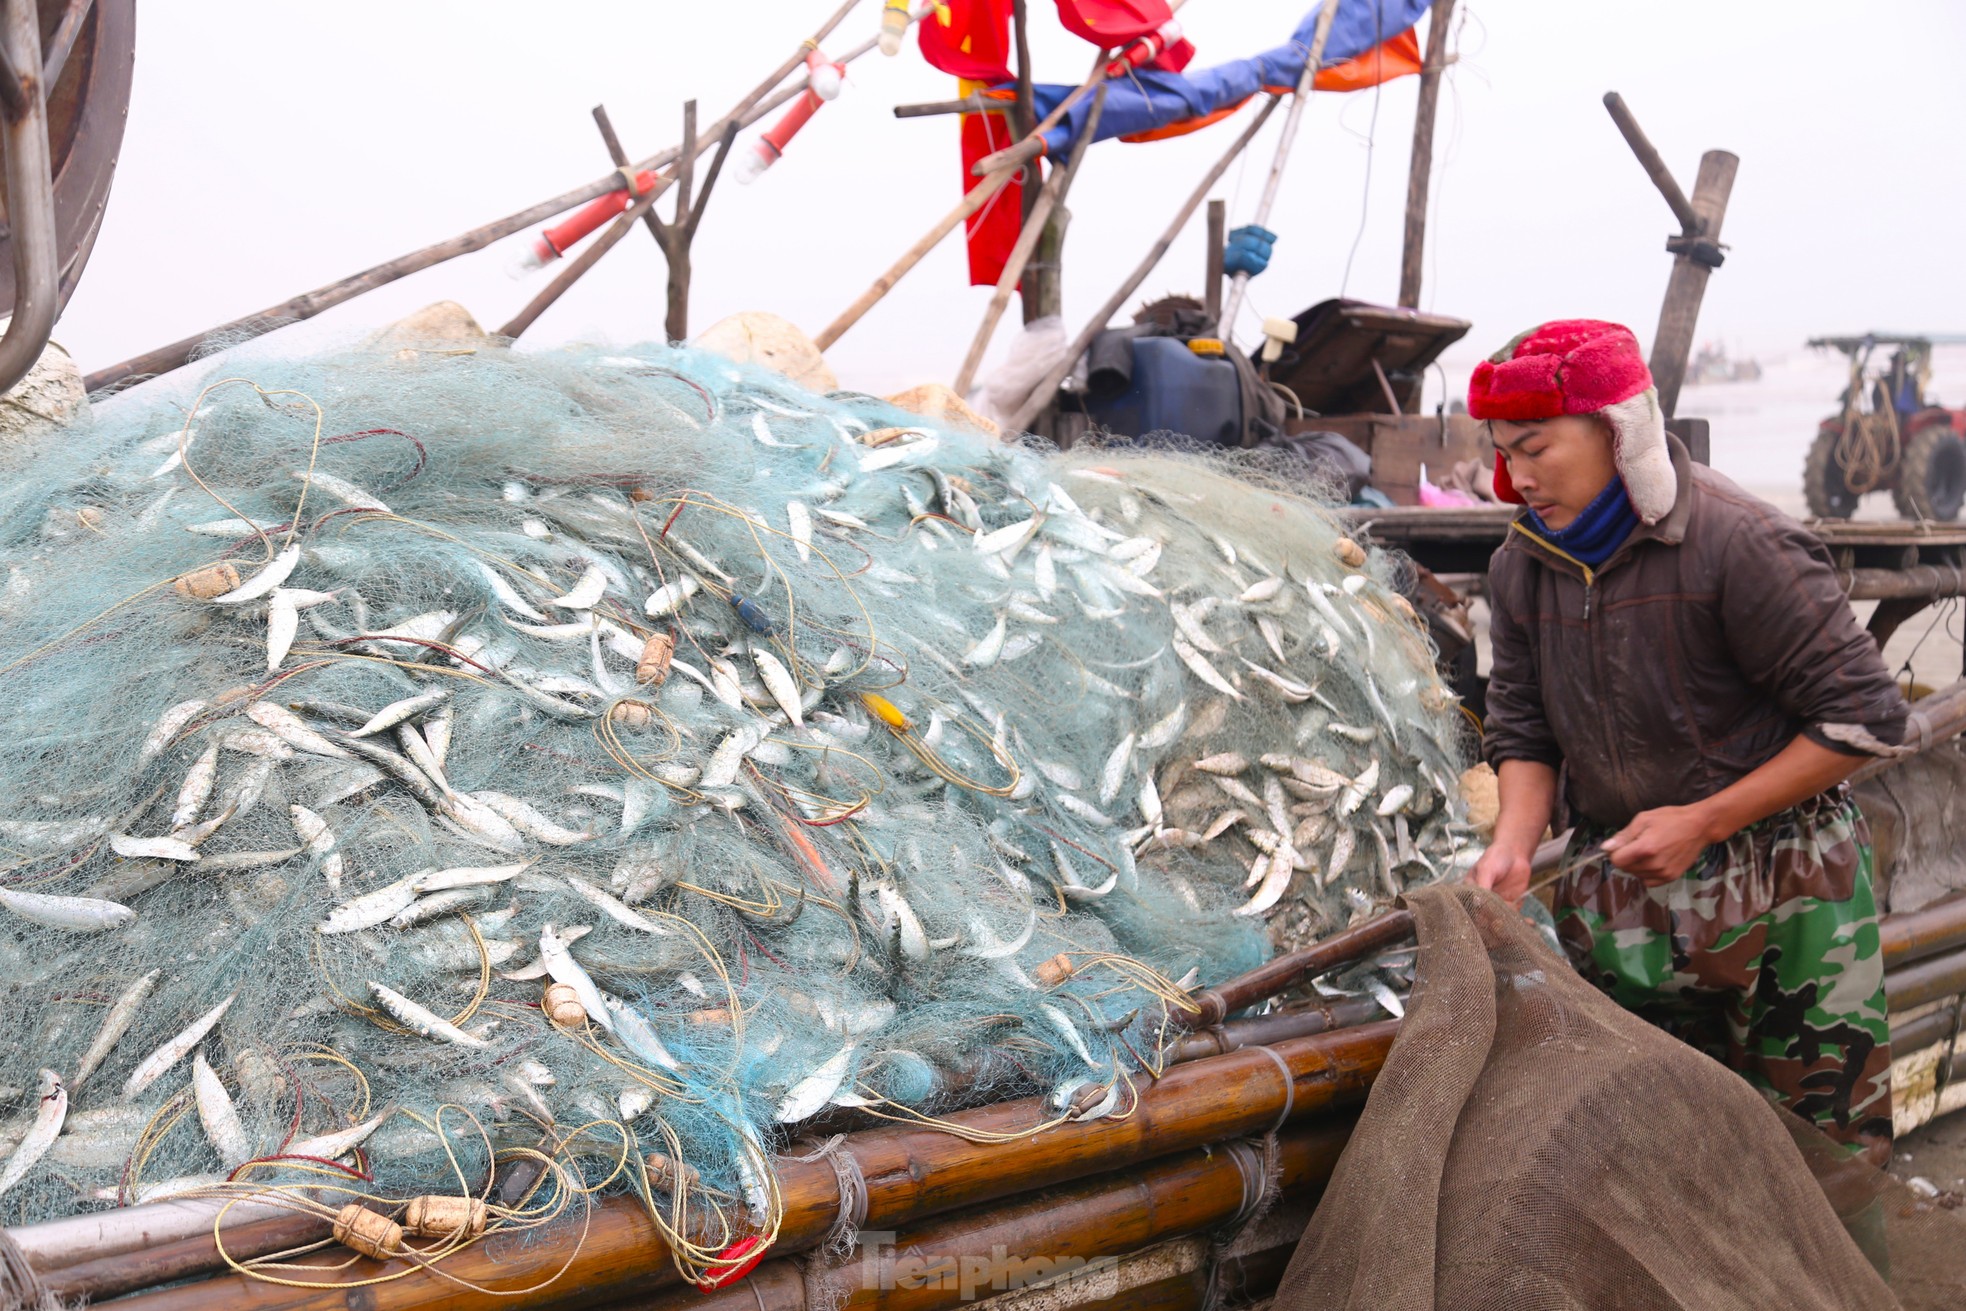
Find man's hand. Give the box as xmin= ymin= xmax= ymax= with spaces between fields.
xmin=1470 ymin=841 xmax=1534 ymax=907
xmin=1602 ymin=803 xmax=1716 ymax=886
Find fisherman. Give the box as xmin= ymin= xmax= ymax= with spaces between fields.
xmin=1466 ymin=320 xmax=1908 ymax=1164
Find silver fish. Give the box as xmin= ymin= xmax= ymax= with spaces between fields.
xmin=192 ymin=1050 xmax=253 ymax=1169
xmin=549 ymin=565 xmax=608 ymax=611
xmin=644 ymin=575 xmax=700 ymax=618
xmin=295 ymin=468 xmax=390 ymax=513
xmin=775 ymin=1041 xmax=856 ymax=1123
xmin=72 ymin=968 xmax=161 ymax=1090
xmin=138 ymin=700 xmax=208 ymax=767
xmin=171 ymin=744 xmax=221 ymax=831
xmin=471 ymin=791 xmax=593 ymax=845
xmin=319 ymin=875 xmax=425 ymax=934
xmin=110 ymin=832 xmax=201 ymax=862
xmin=349 ymin=689 xmax=451 ymax=738
xmin=1172 ymin=639 xmax=1242 ymax=701
xmin=123 ymin=993 xmax=237 ymax=1099
xmin=539 ymin=924 xmax=613 ymax=1032
xmin=245 ymin=702 xmax=353 ymax=759
xmin=0 ymin=887 xmax=135 ymax=932
xmin=752 ymin=650 xmax=804 ymax=727
xmin=370 ymin=982 xmax=488 ymax=1048
xmin=0 ymin=1070 xmax=65 ymax=1199
xmin=566 ymin=877 xmax=672 ymax=935
xmin=210 ymin=545 xmax=300 ymax=605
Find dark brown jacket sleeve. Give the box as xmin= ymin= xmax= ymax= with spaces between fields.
xmin=1481 ymin=553 xmax=1564 ymax=770
xmin=1717 ymin=504 xmax=1909 ymax=756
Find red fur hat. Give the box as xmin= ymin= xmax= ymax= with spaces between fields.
xmin=1467 ymin=320 xmax=1676 ymax=524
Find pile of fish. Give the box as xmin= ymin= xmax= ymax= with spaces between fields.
xmin=0 ymin=345 xmax=1471 ymax=1243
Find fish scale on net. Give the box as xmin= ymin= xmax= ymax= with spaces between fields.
xmin=0 ymin=340 xmax=1468 ymax=1254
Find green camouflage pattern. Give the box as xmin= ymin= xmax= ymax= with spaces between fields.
xmin=1551 ymin=787 xmax=1893 ymax=1156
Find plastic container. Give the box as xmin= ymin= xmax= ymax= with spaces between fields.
xmin=1083 ymin=336 xmax=1243 ymax=447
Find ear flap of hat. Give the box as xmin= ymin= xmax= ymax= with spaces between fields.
xmin=1602 ymin=389 xmax=1675 ymax=523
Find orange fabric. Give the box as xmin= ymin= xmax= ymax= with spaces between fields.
xmin=1313 ymin=27 xmax=1423 ymax=91
xmin=1120 ymin=99 xmax=1249 ymax=143
xmin=1121 ymin=26 xmax=1424 ymax=145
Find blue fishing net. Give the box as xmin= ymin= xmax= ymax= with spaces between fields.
xmin=0 ymin=337 xmax=1470 ymax=1274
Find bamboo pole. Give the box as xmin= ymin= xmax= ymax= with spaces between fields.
xmin=648 ymin=1126 xmax=1350 ymax=1311
xmin=1005 ymin=96 xmax=1282 ymax=435
xmin=1216 ymin=0 xmax=1340 ymax=337
xmin=1182 ymin=907 xmax=1415 ymax=1030
xmin=1887 ymin=945 xmax=1966 ymax=1014
xmin=79 ymin=0 xmax=875 ymax=393
xmin=40 ymin=1210 xmax=333 ymax=1304
xmin=1396 ymin=0 xmax=1456 ymax=310
xmin=1881 ymin=891 xmax=1966 ymax=970
xmin=949 ymin=86 xmax=1106 ymax=397
xmin=109 ymin=1023 xmax=1395 ymax=1311
xmin=813 ymin=46 xmax=1107 ymax=354
xmin=812 ymin=167 xmax=1017 ymax=351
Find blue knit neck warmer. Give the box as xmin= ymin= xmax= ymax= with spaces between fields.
xmin=1524 ymin=477 xmax=1639 ymax=567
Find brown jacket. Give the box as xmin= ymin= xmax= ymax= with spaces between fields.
xmin=1483 ymin=437 xmax=1908 ymax=829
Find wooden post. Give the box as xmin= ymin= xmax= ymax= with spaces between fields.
xmin=1008 ymin=97 xmax=1280 ymax=434
xmin=1204 ymin=198 xmax=1226 ymax=324
xmin=1396 ymin=0 xmax=1456 ymax=309
xmin=1649 ymin=149 xmax=1738 ymax=418
xmin=1602 ymin=92 xmax=1737 ymax=419
xmin=665 ymin=102 xmax=699 ymax=340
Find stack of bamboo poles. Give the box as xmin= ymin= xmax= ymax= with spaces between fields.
xmin=15 ymin=1022 xmax=1394 ymax=1310
xmin=1884 ymin=894 xmax=1966 ymax=1135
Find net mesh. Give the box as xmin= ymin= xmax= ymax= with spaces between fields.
xmin=1276 ymin=883 xmax=1966 ymax=1311
xmin=0 ymin=339 xmax=1469 ymax=1273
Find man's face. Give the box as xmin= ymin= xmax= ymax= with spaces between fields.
xmin=1490 ymin=415 xmax=1619 ymax=531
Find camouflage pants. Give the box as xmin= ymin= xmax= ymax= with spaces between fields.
xmin=1553 ymin=787 xmax=1894 ymax=1157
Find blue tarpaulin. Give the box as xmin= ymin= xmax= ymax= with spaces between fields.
xmin=1031 ymin=0 xmax=1433 ymax=157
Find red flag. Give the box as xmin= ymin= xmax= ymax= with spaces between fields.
xmin=958 ymin=86 xmax=1030 ymax=286
xmin=918 ymin=0 xmax=1015 ymax=82
xmin=1053 ymin=0 xmax=1167 ymax=45
xmin=1056 ymin=0 xmax=1191 ymax=72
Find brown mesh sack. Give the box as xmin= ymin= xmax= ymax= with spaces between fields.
xmin=1272 ymin=883 xmax=1966 ymax=1311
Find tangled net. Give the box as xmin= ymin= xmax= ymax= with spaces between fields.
xmin=0 ymin=340 xmax=1468 ymax=1284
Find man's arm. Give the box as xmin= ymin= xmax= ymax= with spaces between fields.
xmin=1602 ymin=736 xmax=1864 ymax=883
xmin=1470 ymin=759 xmax=1559 ymax=905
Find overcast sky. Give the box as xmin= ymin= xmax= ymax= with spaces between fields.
xmin=57 ymin=1 xmax=1966 ymax=401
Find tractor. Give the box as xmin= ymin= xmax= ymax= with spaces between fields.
xmin=1803 ymin=334 xmax=1966 ymax=521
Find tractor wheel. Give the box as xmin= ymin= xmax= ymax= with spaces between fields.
xmin=1803 ymin=424 xmax=1860 ymax=519
xmin=1891 ymin=425 xmax=1966 ymax=521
